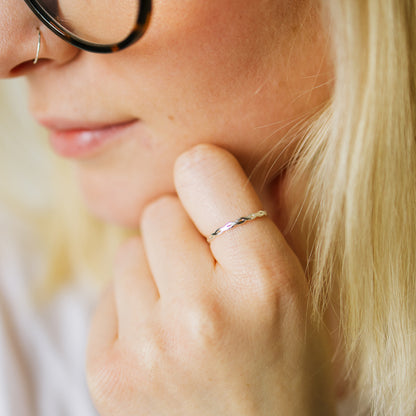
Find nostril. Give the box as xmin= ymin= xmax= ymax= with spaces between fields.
xmin=10 ymin=59 xmax=49 ymax=77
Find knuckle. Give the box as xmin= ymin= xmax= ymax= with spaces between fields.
xmin=181 ymin=299 xmax=226 ymax=351
xmin=86 ymin=344 xmax=131 ymax=412
xmin=114 ymin=237 xmax=143 ymax=271
xmin=142 ymin=195 xmax=179 ymax=222
xmin=257 ymin=251 xmax=304 ymax=299
xmin=231 ymin=246 xmax=301 ymax=301
xmin=243 ymin=276 xmax=282 ymax=322
xmin=159 ymin=299 xmax=226 ymax=363
xmin=233 ymin=263 xmax=304 ymax=324
xmin=141 ymin=195 xmax=183 ymax=233
xmin=87 ymin=340 xmax=161 ymax=414
xmin=274 ymin=262 xmax=305 ymax=302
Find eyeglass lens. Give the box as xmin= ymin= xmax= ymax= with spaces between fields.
xmin=34 ymin=0 xmax=140 ymax=45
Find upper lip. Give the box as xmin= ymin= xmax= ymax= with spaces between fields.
xmin=35 ymin=117 xmax=139 ymax=132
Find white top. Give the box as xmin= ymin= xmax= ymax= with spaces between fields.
xmin=0 ymin=207 xmax=98 ymax=416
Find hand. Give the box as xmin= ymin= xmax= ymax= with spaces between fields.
xmin=86 ymin=144 xmax=336 ymax=416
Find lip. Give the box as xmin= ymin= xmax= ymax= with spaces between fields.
xmin=38 ymin=118 xmax=139 ymax=159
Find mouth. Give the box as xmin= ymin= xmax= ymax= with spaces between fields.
xmin=37 ymin=118 xmax=140 ymax=159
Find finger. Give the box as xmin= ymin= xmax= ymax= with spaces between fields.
xmin=114 ymin=237 xmax=159 ymax=338
xmin=140 ymin=195 xmax=214 ymax=300
xmin=87 ymin=284 xmax=118 ymax=357
xmin=174 ymin=144 xmax=298 ymax=275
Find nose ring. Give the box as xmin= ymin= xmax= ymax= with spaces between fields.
xmin=33 ymin=29 xmax=41 ymax=64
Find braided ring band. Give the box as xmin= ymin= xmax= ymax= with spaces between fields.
xmin=207 ymin=210 xmax=268 ymax=243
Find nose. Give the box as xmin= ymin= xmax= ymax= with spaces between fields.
xmin=0 ymin=0 xmax=79 ymax=79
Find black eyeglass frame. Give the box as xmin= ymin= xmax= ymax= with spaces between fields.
xmin=23 ymin=0 xmax=152 ymax=53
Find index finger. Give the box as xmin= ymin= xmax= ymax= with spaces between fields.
xmin=174 ymin=144 xmax=297 ymax=275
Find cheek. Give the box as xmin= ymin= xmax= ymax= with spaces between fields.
xmin=108 ymin=1 xmax=292 ymax=111
xmin=75 ymin=0 xmax=332 ymax=227
xmin=115 ymin=0 xmax=331 ymax=134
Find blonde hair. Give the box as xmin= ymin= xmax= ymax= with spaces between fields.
xmin=291 ymin=0 xmax=416 ymax=413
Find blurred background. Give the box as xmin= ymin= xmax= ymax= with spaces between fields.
xmin=0 ymin=78 xmax=53 ymax=216
xmin=0 ymin=78 xmax=127 ymax=296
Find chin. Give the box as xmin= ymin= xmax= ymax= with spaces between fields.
xmin=84 ymin=194 xmax=143 ymax=229
xmin=76 ymin=169 xmax=176 ymax=229
xmin=87 ymin=201 xmax=142 ymax=229
xmin=77 ymin=180 xmax=145 ymax=229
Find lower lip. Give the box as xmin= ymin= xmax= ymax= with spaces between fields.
xmin=48 ymin=120 xmax=138 ymax=158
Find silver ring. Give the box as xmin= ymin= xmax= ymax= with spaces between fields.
xmin=33 ymin=29 xmax=41 ymax=64
xmin=207 ymin=210 xmax=268 ymax=243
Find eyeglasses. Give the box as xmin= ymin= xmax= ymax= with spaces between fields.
xmin=23 ymin=0 xmax=152 ymax=53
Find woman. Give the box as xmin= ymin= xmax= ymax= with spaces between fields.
xmin=0 ymin=0 xmax=415 ymax=415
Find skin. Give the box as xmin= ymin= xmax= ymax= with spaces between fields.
xmin=0 ymin=0 xmax=338 ymax=414
xmin=1 ymin=0 xmax=331 ymax=231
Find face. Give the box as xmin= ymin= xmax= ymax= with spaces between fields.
xmin=1 ymin=0 xmax=332 ymax=229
